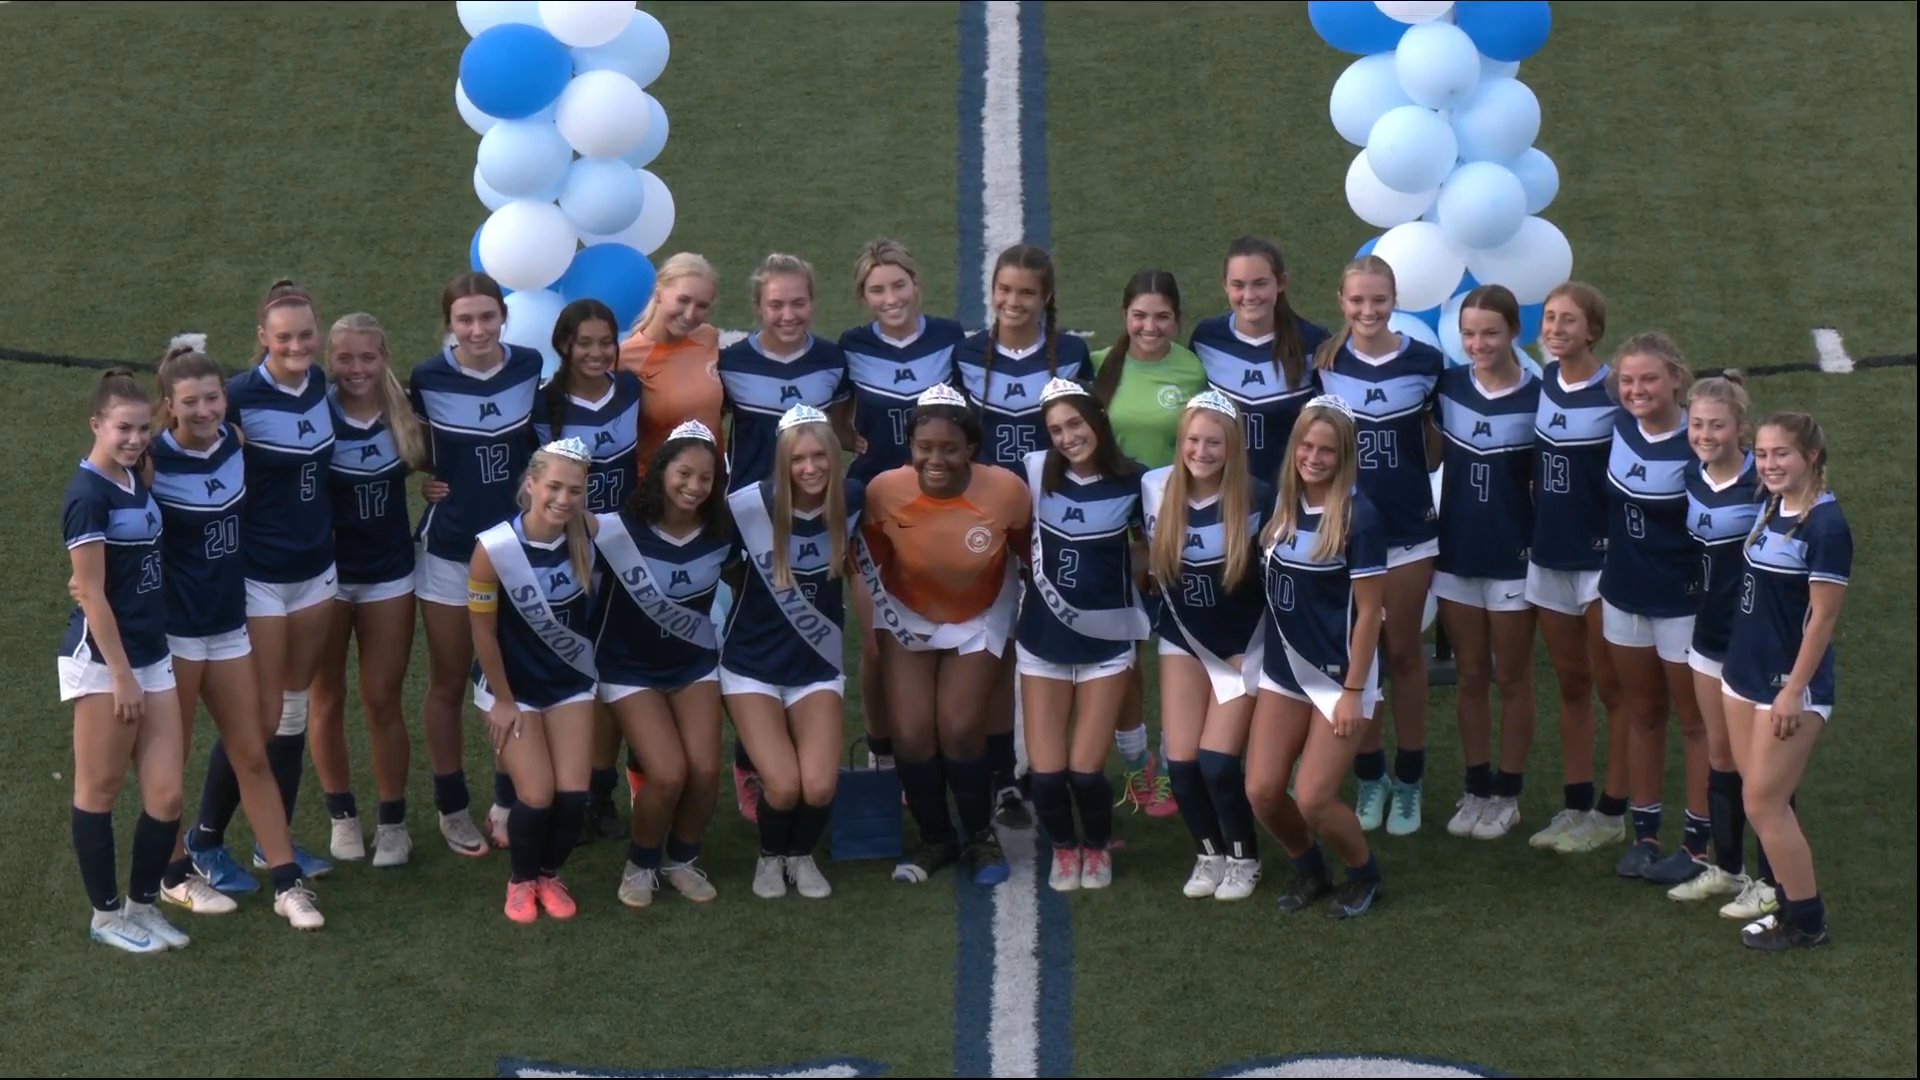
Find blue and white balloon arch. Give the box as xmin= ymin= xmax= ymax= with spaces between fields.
xmin=1317 ymin=0 xmax=1567 ymax=370
xmin=456 ymin=0 xmax=675 ymax=376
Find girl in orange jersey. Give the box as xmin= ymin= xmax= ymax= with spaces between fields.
xmin=857 ymin=384 xmax=1032 ymax=886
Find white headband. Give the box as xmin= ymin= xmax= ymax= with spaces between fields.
xmin=1187 ymin=390 xmax=1238 ymax=421
xmin=916 ymin=383 xmax=968 ymax=409
xmin=540 ymin=437 xmax=591 ymax=463
xmin=777 ymin=403 xmax=829 ymax=433
xmin=1304 ymin=393 xmax=1355 ymax=422
xmin=1040 ymin=377 xmax=1090 ymax=405
xmin=668 ymin=419 xmax=717 ymax=445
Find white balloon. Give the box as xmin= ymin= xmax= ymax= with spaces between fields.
xmin=1464 ymin=216 xmax=1574 ymax=305
xmin=537 ymin=1 xmax=634 ymax=48
xmin=1376 ymin=1 xmax=1453 ymax=24
xmin=572 ymin=9 xmax=670 ymax=88
xmin=476 ymin=118 xmax=574 ymax=198
xmin=1438 ymin=291 xmax=1470 ymax=366
xmin=555 ymin=70 xmax=653 ymax=158
xmin=1451 ymin=77 xmax=1541 ymax=163
xmin=1373 ymin=220 xmax=1467 ymax=313
xmin=1330 ymin=53 xmax=1413 ymax=148
xmin=502 ymin=288 xmax=568 ymax=380
xmin=1507 ymin=147 xmax=1559 ymax=214
xmin=1436 ymin=161 xmax=1527 ymax=250
xmin=620 ymin=93 xmax=670 ymax=167
xmin=1366 ymin=105 xmax=1459 ymax=195
xmin=478 ymin=201 xmax=579 ymax=292
xmin=581 ymin=168 xmax=674 ymax=255
xmin=456 ymin=79 xmax=500 ymax=136
xmin=457 ymin=0 xmax=540 ymax=36
xmin=558 ymin=157 xmax=646 ymax=236
xmin=475 ymin=163 xmax=510 ymax=212
xmin=1388 ymin=310 xmax=1442 ymax=350
xmin=1394 ymin=22 xmax=1481 ymax=110
xmin=1480 ymin=54 xmax=1521 ymax=80
xmin=1346 ymin=150 xmax=1437 ymax=229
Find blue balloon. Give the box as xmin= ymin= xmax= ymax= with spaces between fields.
xmin=459 ymin=24 xmax=572 ymax=120
xmin=620 ymin=94 xmax=670 ymax=168
xmin=1455 ymin=0 xmax=1551 ymax=63
xmin=558 ymin=158 xmax=646 ymax=236
xmin=1459 ymin=268 xmax=1481 ymax=293
xmin=469 ymin=223 xmax=486 ymax=273
xmin=1307 ymin=0 xmax=1409 ymax=55
xmin=1436 ymin=161 xmax=1527 ymax=250
xmin=560 ymin=244 xmax=657 ymax=330
xmin=476 ymin=118 xmax=573 ymax=197
xmin=1410 ymin=304 xmax=1443 ymax=332
xmin=1366 ymin=105 xmax=1458 ymax=194
xmin=1507 ymin=147 xmax=1559 ymax=214
xmin=1519 ymin=302 xmax=1544 ymax=346
xmin=1451 ymin=77 xmax=1540 ymax=163
xmin=1395 ymin=22 xmax=1481 ymax=110
xmin=572 ymin=10 xmax=670 ymax=88
xmin=1329 ymin=53 xmax=1413 ymax=148
xmin=1356 ymin=235 xmax=1381 ymax=259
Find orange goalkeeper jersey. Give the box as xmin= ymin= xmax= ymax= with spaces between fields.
xmin=861 ymin=463 xmax=1031 ymax=624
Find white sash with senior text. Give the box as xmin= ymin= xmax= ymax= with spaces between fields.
xmin=728 ymin=484 xmax=844 ymax=671
xmin=478 ymin=521 xmax=598 ymax=681
xmin=1023 ymin=455 xmax=1151 ymax=642
xmin=593 ymin=513 xmax=719 ymax=650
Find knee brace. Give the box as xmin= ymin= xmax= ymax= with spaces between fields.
xmin=277 ymin=689 xmax=311 ymax=737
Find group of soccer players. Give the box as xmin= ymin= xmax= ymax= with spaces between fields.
xmin=59 ymin=235 xmax=1849 ymax=954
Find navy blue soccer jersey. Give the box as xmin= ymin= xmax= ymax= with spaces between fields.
xmin=227 ymin=362 xmax=336 ymax=583
xmin=840 ymin=317 xmax=967 ymax=483
xmin=591 ymin=514 xmax=733 ymax=689
xmin=61 ymin=460 xmax=168 ymax=669
xmin=721 ymin=478 xmax=867 ymax=687
xmin=1315 ymin=337 xmax=1445 ymax=549
xmin=1435 ymin=366 xmax=1538 ymax=581
xmin=1015 ymin=453 xmax=1145 ymax=666
xmin=474 ymin=516 xmax=595 ymax=710
xmin=1262 ymin=492 xmax=1388 ymax=677
xmin=1725 ymin=493 xmax=1851 ymax=709
xmin=409 ymin=345 xmax=542 ymax=563
xmin=1686 ymin=458 xmax=1762 ymax=663
xmin=328 ymin=401 xmax=415 ymax=587
xmin=533 ymin=370 xmax=642 ymax=513
xmin=148 ymin=427 xmax=248 ymax=638
xmin=1599 ymin=413 xmax=1700 ymax=618
xmin=954 ymin=329 xmax=1092 ymax=468
xmin=1188 ymin=314 xmax=1330 ymax=485
xmin=718 ymin=334 xmax=850 ymax=492
xmin=1531 ymin=362 xmax=1617 ymax=572
xmin=1141 ymin=471 xmax=1273 ymax=662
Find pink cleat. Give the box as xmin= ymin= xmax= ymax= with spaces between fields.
xmin=1121 ymin=751 xmax=1180 ymax=819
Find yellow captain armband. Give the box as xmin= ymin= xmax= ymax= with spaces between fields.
xmin=467 ymin=578 xmax=498 ymax=613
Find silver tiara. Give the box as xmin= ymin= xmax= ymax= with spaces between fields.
xmin=541 ymin=437 xmax=591 ymax=463
xmin=668 ymin=419 xmax=717 ymax=445
xmin=1305 ymin=393 xmax=1355 ymax=421
xmin=776 ymin=403 xmax=829 ymax=433
xmin=1187 ymin=390 xmax=1238 ymax=420
xmin=1040 ymin=376 xmax=1090 ymax=404
xmin=916 ymin=383 xmax=968 ymax=409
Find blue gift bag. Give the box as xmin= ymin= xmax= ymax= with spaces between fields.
xmin=830 ymin=738 xmax=903 ymax=861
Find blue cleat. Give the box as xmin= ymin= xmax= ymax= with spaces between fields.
xmin=967 ymin=830 xmax=1011 ymax=887
xmin=254 ymin=842 xmax=334 ymax=880
xmin=1615 ymin=840 xmax=1662 ymax=879
xmin=1643 ymin=848 xmax=1708 ymax=887
xmin=186 ymin=835 xmax=260 ymax=895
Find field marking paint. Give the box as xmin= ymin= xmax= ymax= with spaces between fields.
xmin=954 ymin=820 xmax=1074 ymax=1079
xmin=957 ymin=0 xmax=1051 ymax=328
xmin=1813 ymin=327 xmax=1855 ymax=373
xmin=498 ymin=1057 xmax=884 ymax=1078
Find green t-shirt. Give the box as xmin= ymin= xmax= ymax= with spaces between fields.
xmin=1093 ymin=342 xmax=1211 ymax=469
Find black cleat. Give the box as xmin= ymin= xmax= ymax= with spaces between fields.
xmin=891 ymin=839 xmax=962 ymax=884
xmin=994 ymin=786 xmax=1035 ymax=831
xmin=1741 ymin=915 xmax=1830 ymax=952
xmin=1274 ymin=872 xmax=1333 ymax=914
xmin=1325 ymin=876 xmax=1382 ymax=920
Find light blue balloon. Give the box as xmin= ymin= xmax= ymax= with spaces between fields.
xmin=477 ymin=118 xmax=573 ymax=197
xmin=558 ymin=158 xmax=646 ymax=236
xmin=1307 ymin=0 xmax=1409 ymax=55
xmin=1329 ymin=53 xmax=1413 ymax=148
xmin=1394 ymin=22 xmax=1481 ymax=110
xmin=1455 ymin=0 xmax=1551 ymax=63
xmin=1366 ymin=105 xmax=1459 ymax=195
xmin=1507 ymin=147 xmax=1559 ymax=214
xmin=458 ymin=23 xmax=572 ymax=120
xmin=572 ymin=9 xmax=670 ymax=88
xmin=1451 ymin=78 xmax=1540 ymax=163
xmin=1437 ymin=162 xmax=1527 ymax=250
xmin=621 ymin=94 xmax=669 ymax=168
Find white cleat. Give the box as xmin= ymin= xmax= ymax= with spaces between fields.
xmin=1720 ymin=877 xmax=1779 ymax=921
xmin=371 ymin=824 xmax=412 ymax=868
xmin=1048 ymin=846 xmax=1083 ymax=893
xmin=1471 ymin=797 xmax=1521 ymax=840
xmin=439 ymin=810 xmax=488 ymax=858
xmin=752 ymin=855 xmax=788 ymax=899
xmin=1079 ymin=848 xmax=1113 ymax=891
xmin=89 ymin=909 xmax=165 ymax=954
xmin=273 ymin=883 xmax=325 ymax=930
xmin=1183 ymin=854 xmax=1227 ymax=898
xmin=1670 ymin=865 xmax=1745 ymax=902
xmin=1213 ymin=857 xmax=1261 ymax=901
xmin=1528 ymin=808 xmax=1584 ymax=850
xmin=123 ymin=901 xmax=190 ymax=949
xmin=618 ymin=862 xmax=658 ymax=909
xmin=161 ymin=876 xmax=238 ymax=915
xmin=330 ymin=815 xmax=366 ymax=861
xmin=785 ymin=855 xmax=832 ymax=900
xmin=1447 ymin=795 xmax=1490 ymax=837
xmin=664 ymin=859 xmax=718 ymax=903
xmin=1553 ymin=809 xmax=1628 ymax=853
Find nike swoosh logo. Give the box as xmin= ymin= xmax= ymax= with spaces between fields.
xmin=1504 ymin=592 xmax=1522 ymax=599
xmin=323 ymin=577 xmax=337 ymax=587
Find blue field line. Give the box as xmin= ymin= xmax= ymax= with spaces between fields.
xmin=1016 ymin=0 xmax=1051 ymax=252
xmin=954 ymin=0 xmax=988 ymax=330
xmin=1033 ymin=848 xmax=1074 ymax=1079
xmin=950 ymin=860 xmax=996 ymax=1078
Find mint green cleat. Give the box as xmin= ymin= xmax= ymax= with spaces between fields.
xmin=1355 ymin=777 xmax=1391 ymax=832
xmin=1386 ymin=778 xmax=1424 ymax=836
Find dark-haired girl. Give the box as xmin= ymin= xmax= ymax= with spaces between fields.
xmin=594 ymin=423 xmax=733 ymax=908
xmin=860 ymin=385 xmax=1032 ymax=886
xmin=61 ymin=369 xmax=187 ymax=952
xmin=409 ymin=272 xmax=543 ymax=856
xmin=534 ymin=298 xmax=642 ymax=840
xmin=1018 ymin=381 xmax=1148 ymax=890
